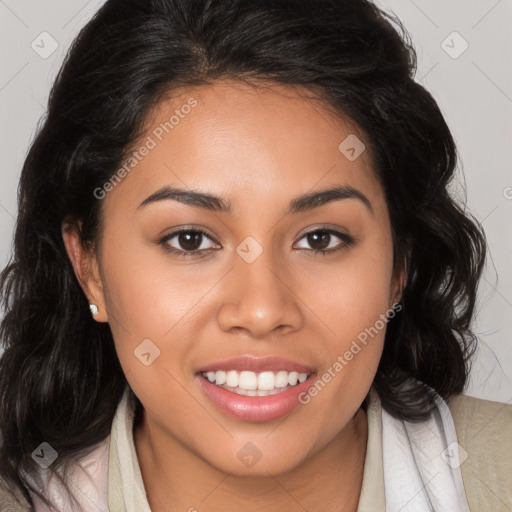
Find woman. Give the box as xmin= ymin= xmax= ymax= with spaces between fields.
xmin=0 ymin=0 xmax=510 ymax=510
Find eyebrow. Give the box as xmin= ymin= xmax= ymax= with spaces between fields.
xmin=138 ymin=185 xmax=373 ymax=215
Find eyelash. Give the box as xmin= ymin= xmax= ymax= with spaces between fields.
xmin=158 ymin=227 xmax=354 ymax=258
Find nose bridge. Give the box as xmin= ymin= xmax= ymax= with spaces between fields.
xmin=216 ymin=237 xmax=303 ymax=337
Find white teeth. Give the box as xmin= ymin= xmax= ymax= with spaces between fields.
xmin=226 ymin=370 xmax=238 ymax=388
xmin=288 ymin=371 xmax=299 ymax=386
xmin=201 ymin=369 xmax=310 ymax=392
xmin=215 ymin=371 xmax=226 ymax=385
xmin=239 ymin=371 xmax=258 ymax=390
xmin=275 ymin=371 xmax=289 ymax=388
xmin=257 ymin=371 xmax=275 ymax=390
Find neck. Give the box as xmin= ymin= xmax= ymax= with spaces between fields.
xmin=134 ymin=408 xmax=368 ymax=512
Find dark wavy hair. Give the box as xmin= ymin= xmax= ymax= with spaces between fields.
xmin=0 ymin=0 xmax=486 ymax=506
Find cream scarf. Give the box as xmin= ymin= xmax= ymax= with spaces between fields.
xmin=381 ymin=390 xmax=471 ymax=511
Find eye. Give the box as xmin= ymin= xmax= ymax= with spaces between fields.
xmin=294 ymin=228 xmax=354 ymax=255
xmin=159 ymin=228 xmax=220 ymax=257
xmin=158 ymin=227 xmax=354 ymax=258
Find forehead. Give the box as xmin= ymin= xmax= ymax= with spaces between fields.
xmin=105 ymin=79 xmax=382 ymax=214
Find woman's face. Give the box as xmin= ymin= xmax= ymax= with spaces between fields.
xmin=90 ymin=80 xmax=398 ymax=475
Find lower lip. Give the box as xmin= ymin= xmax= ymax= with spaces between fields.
xmin=196 ymin=374 xmax=316 ymax=422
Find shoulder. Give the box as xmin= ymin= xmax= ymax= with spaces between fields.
xmin=447 ymin=393 xmax=512 ymax=511
xmin=0 ymin=474 xmax=33 ymax=511
xmin=448 ymin=392 xmax=512 ymax=429
xmin=448 ymin=393 xmax=512 ymax=447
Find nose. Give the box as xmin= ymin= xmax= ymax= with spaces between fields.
xmin=216 ymin=246 xmax=304 ymax=339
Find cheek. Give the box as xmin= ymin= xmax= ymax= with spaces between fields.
xmin=302 ymin=236 xmax=394 ymax=342
xmin=298 ymin=229 xmax=394 ymax=409
xmin=100 ymin=249 xmax=200 ymax=422
xmin=97 ymin=227 xmax=204 ymax=390
xmin=100 ymin=223 xmax=207 ymax=335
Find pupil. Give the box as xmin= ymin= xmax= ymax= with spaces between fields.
xmin=308 ymin=231 xmax=330 ymax=250
xmin=179 ymin=231 xmax=202 ymax=251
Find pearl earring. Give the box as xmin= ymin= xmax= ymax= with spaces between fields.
xmin=89 ymin=303 xmax=99 ymax=316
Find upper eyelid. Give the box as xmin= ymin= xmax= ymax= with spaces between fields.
xmin=295 ymin=226 xmax=350 ymax=239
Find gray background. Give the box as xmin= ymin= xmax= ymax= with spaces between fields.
xmin=0 ymin=0 xmax=510 ymax=403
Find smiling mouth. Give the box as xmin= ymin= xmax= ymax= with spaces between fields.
xmin=199 ymin=369 xmax=311 ymax=396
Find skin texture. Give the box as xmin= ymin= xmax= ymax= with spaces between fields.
xmin=63 ymin=80 xmax=402 ymax=511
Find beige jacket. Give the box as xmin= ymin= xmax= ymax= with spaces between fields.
xmin=1 ymin=389 xmax=511 ymax=511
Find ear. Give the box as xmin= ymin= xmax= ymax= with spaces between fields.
xmin=62 ymin=221 xmax=108 ymax=322
xmin=390 ymin=250 xmax=409 ymax=307
xmin=391 ymin=267 xmax=407 ymax=306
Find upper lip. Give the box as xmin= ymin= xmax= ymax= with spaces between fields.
xmin=196 ymin=355 xmax=315 ymax=374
